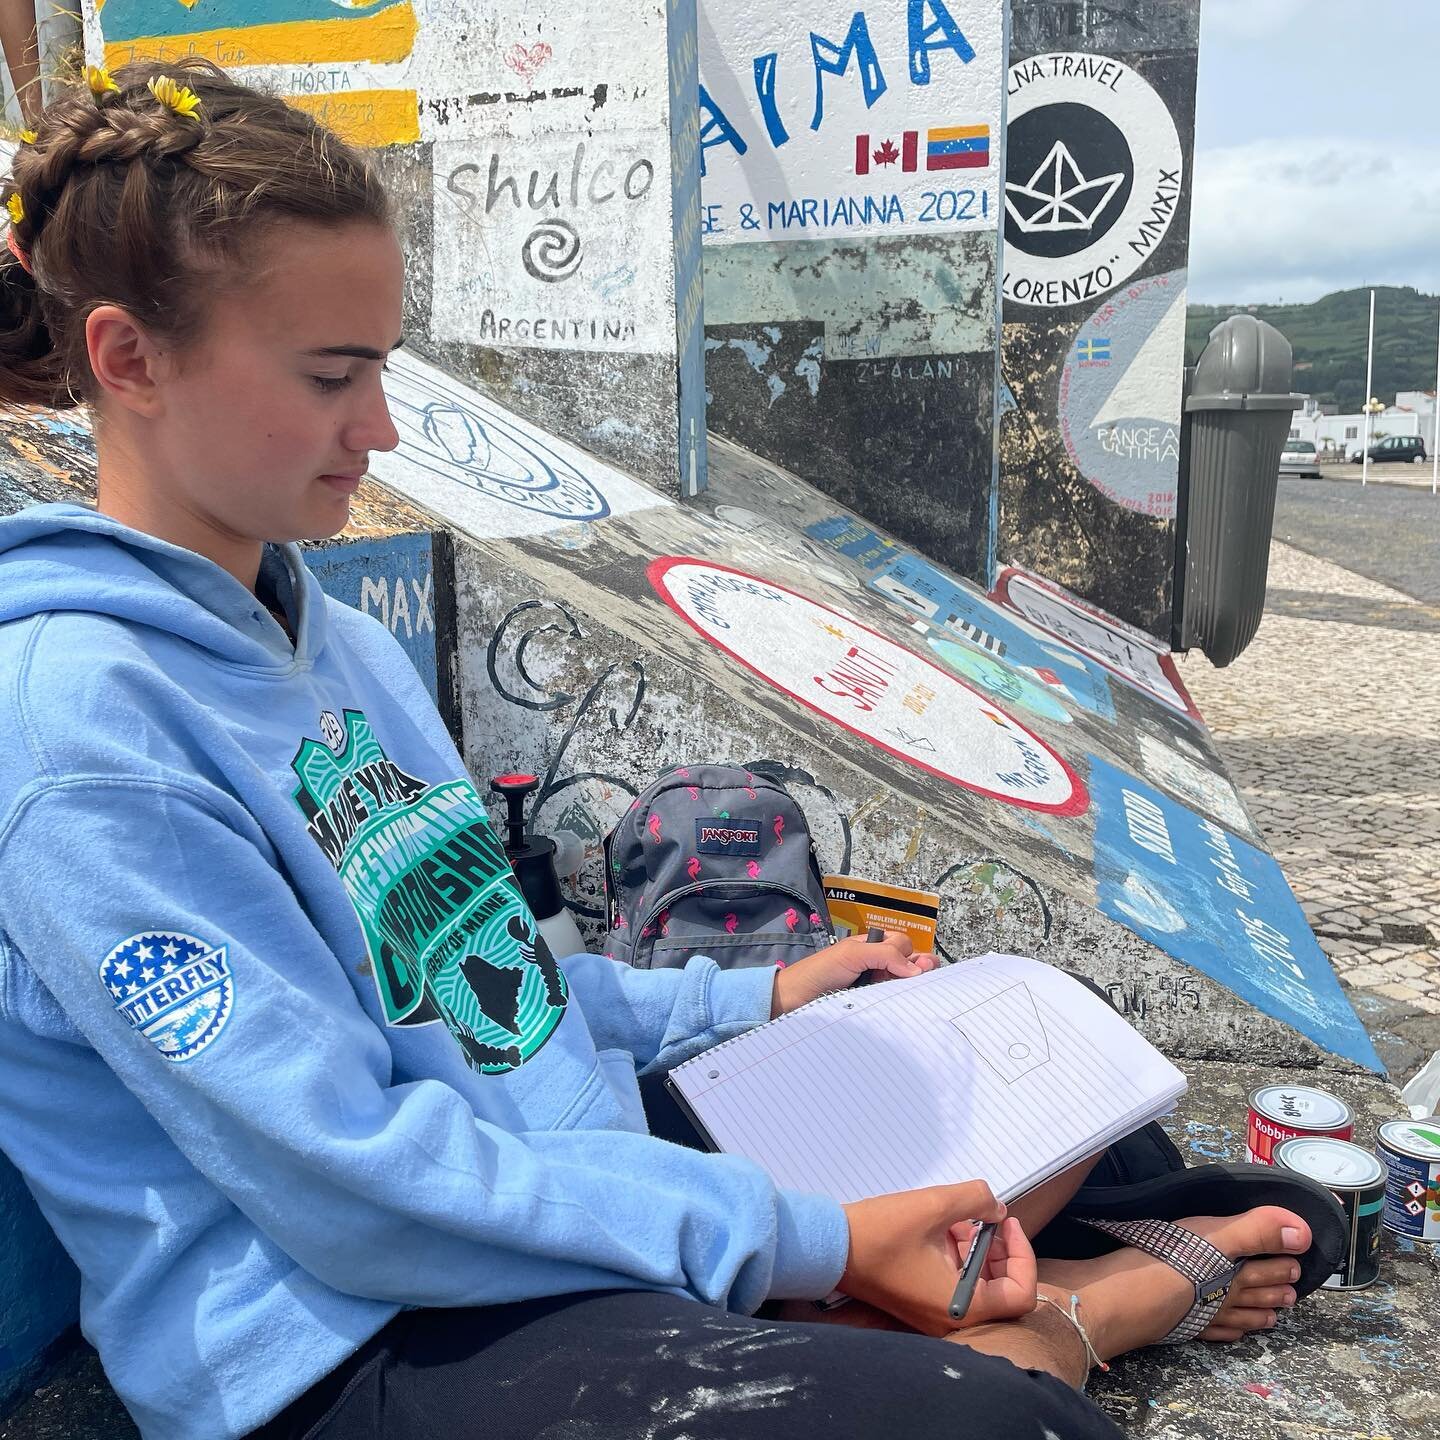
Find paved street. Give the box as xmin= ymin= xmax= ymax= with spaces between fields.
xmin=1274 ymin=472 xmax=1440 ymax=604
xmin=1177 ymin=520 xmax=1440 ymax=1076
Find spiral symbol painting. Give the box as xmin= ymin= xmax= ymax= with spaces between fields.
xmin=522 ymin=220 xmax=583 ymax=283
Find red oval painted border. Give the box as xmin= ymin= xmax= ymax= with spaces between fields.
xmin=647 ymin=556 xmax=1090 ymax=819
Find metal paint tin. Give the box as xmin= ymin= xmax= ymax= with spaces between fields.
xmin=1274 ymin=1138 xmax=1384 ymax=1289
xmin=1245 ymin=1086 xmax=1354 ymax=1165
xmin=1377 ymin=1119 xmax=1440 ymax=1242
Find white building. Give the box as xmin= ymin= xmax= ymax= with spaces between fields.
xmin=1291 ymin=401 xmax=1421 ymax=456
xmin=1396 ymin=390 xmax=1437 ymax=431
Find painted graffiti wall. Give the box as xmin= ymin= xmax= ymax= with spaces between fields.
xmin=83 ymin=0 xmax=707 ymax=500
xmin=998 ymin=0 xmax=1200 ymax=637
xmin=439 ymin=463 xmax=1378 ymax=1071
xmin=698 ymin=0 xmax=1007 ymax=584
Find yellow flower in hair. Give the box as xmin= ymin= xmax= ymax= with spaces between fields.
xmin=86 ymin=64 xmax=120 ymax=97
xmin=6 ymin=192 xmax=23 ymax=226
xmin=18 ymin=129 xmax=37 ymax=144
xmin=147 ymin=75 xmax=203 ymax=121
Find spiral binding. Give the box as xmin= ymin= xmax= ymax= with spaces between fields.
xmin=673 ymin=981 xmax=870 ymax=1082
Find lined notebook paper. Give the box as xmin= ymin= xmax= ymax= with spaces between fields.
xmin=668 ymin=954 xmax=1186 ymax=1204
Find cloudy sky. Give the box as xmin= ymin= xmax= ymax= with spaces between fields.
xmin=1190 ymin=0 xmax=1440 ymax=304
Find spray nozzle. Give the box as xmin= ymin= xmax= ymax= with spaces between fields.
xmin=490 ymin=773 xmax=539 ymax=853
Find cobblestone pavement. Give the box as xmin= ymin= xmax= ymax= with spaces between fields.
xmin=1175 ymin=541 xmax=1440 ymax=1073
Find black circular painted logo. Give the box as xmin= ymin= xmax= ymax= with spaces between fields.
xmin=1004 ymin=102 xmax=1134 ymax=258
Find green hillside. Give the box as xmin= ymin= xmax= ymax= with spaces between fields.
xmin=1186 ymin=286 xmax=1440 ymax=413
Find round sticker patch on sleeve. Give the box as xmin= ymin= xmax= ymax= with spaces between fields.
xmin=100 ymin=931 xmax=235 ymax=1062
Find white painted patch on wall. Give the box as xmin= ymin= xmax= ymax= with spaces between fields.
xmin=432 ymin=133 xmax=674 ymax=355
xmin=1138 ymin=734 xmax=1251 ymax=836
xmin=698 ymin=0 xmax=1004 ymax=244
xmin=423 ymin=5 xmax=679 ymax=355
xmin=373 ymin=349 xmax=671 ymax=539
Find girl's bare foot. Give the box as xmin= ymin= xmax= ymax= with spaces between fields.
xmin=1035 ymin=1204 xmax=1312 ymax=1364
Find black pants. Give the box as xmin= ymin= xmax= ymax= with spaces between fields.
xmin=253 ymin=1290 xmax=1124 ymax=1440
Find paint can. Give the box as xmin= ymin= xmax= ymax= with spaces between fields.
xmin=1245 ymin=1086 xmax=1354 ymax=1165
xmin=1377 ymin=1119 xmax=1440 ymax=1242
xmin=1274 ymin=1137 xmax=1384 ymax=1289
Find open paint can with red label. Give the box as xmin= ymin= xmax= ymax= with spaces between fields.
xmin=1245 ymin=1085 xmax=1354 ymax=1165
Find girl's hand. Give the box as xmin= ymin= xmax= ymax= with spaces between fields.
xmin=771 ymin=930 xmax=938 ymax=1017
xmin=838 ymin=1184 xmax=1036 ymax=1336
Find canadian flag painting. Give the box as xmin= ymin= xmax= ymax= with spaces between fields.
xmin=854 ymin=133 xmax=919 ymax=175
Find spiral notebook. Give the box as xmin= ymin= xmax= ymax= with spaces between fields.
xmin=667 ymin=953 xmax=1186 ymax=1204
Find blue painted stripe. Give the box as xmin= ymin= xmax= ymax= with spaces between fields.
xmin=101 ymin=0 xmax=406 ymax=41
xmin=928 ymin=137 xmax=989 ymax=156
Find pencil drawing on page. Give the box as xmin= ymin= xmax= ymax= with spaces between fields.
xmin=949 ymin=982 xmax=1051 ymax=1084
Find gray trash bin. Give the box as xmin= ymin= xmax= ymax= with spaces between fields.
xmin=1174 ymin=314 xmax=1303 ymax=667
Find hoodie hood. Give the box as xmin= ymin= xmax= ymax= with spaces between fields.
xmin=0 ymin=502 xmax=326 ymax=668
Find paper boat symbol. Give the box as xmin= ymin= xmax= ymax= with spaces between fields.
xmin=1004 ymin=140 xmax=1125 ymax=234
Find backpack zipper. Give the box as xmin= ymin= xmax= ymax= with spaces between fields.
xmin=636 ymin=878 xmax=830 ymax=940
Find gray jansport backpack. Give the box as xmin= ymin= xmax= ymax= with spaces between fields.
xmin=603 ymin=764 xmax=834 ymax=970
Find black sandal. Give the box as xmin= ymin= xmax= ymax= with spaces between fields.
xmin=1049 ymin=1163 xmax=1347 ymax=1342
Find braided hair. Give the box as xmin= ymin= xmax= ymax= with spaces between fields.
xmin=0 ymin=58 xmax=392 ymax=410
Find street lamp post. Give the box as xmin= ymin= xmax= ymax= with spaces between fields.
xmin=1362 ymin=289 xmax=1375 ymax=488
xmin=1432 ymin=305 xmax=1439 ymax=498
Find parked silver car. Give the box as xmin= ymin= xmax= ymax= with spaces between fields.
xmin=1279 ymin=438 xmax=1321 ymax=478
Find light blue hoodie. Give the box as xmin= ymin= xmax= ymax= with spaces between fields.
xmin=0 ymin=504 xmax=850 ymax=1440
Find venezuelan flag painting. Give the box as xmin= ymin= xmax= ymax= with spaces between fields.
xmin=98 ymin=0 xmax=419 ymax=145
xmin=926 ymin=124 xmax=990 ymax=171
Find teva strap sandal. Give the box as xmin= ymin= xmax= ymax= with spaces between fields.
xmin=1079 ymin=1216 xmax=1241 ymax=1343
xmin=1055 ymin=1162 xmax=1349 ymax=1304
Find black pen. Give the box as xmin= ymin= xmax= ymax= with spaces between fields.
xmin=853 ymin=925 xmax=887 ymax=986
xmin=948 ymin=1221 xmax=996 ymax=1322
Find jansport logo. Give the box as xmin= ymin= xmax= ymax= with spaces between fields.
xmin=695 ymin=819 xmax=762 ymax=856
xmin=100 ymin=931 xmax=234 ymax=1062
